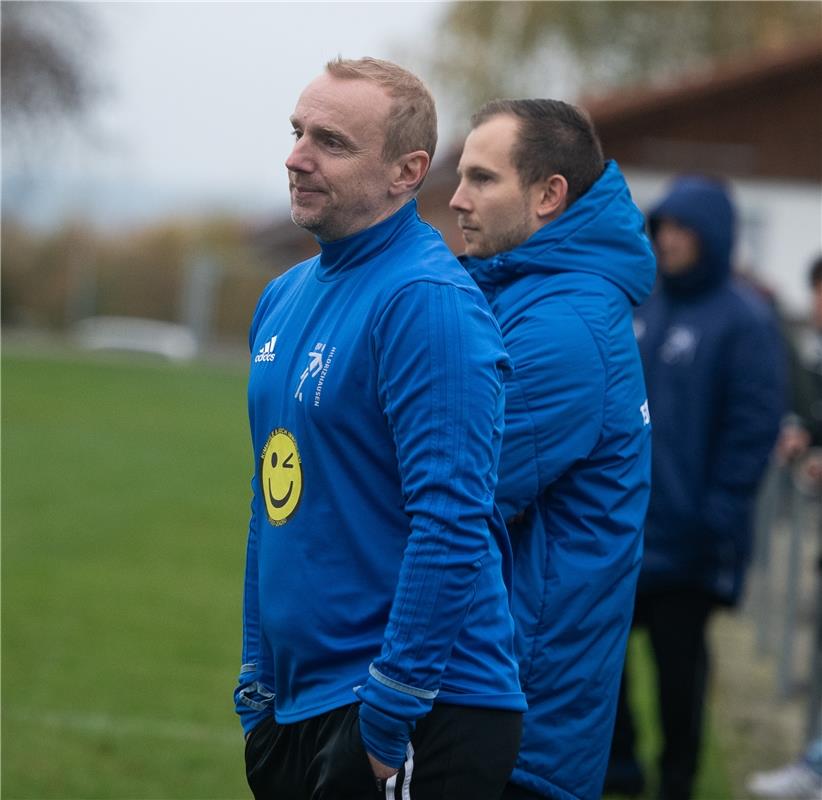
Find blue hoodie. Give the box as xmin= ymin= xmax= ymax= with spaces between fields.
xmin=637 ymin=176 xmax=784 ymax=603
xmin=462 ymin=161 xmax=655 ymax=800
xmin=234 ymin=200 xmax=526 ymax=769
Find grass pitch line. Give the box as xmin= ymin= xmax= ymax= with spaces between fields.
xmin=7 ymin=708 xmax=240 ymax=746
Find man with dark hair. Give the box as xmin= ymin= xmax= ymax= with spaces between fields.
xmin=450 ymin=99 xmax=656 ymax=800
xmin=235 ymin=58 xmax=526 ymax=800
xmin=606 ymin=177 xmax=785 ymax=800
xmin=470 ymin=98 xmax=605 ymax=205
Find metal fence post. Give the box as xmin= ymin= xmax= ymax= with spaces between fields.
xmin=777 ymin=471 xmax=807 ymax=698
xmin=751 ymin=462 xmax=785 ymax=655
xmin=805 ymin=490 xmax=822 ymax=744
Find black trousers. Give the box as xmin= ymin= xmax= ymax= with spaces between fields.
xmin=608 ymin=588 xmax=715 ymax=800
xmin=245 ymin=702 xmax=523 ymax=800
xmin=500 ymin=784 xmax=542 ymax=800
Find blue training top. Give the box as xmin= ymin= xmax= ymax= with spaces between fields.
xmin=234 ymin=199 xmax=526 ymax=768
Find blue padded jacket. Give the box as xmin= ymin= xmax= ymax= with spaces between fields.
xmin=461 ymin=161 xmax=655 ymax=800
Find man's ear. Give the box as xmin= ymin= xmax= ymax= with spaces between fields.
xmin=389 ymin=150 xmax=430 ymax=196
xmin=534 ymin=174 xmax=569 ymax=221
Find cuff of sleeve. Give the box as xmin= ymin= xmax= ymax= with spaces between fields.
xmin=355 ymin=667 xmax=434 ymax=768
xmin=234 ymin=668 xmax=275 ymax=736
xmin=357 ymin=697 xmax=415 ymax=769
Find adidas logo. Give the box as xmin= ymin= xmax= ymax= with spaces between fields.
xmin=254 ymin=335 xmax=278 ymax=363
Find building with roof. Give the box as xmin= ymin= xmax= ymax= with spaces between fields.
xmin=415 ymin=40 xmax=822 ymax=315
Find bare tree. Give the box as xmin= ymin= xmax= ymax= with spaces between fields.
xmin=423 ymin=1 xmax=822 ymax=124
xmin=1 ymin=1 xmax=99 ymax=151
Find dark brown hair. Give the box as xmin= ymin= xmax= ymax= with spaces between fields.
xmin=472 ymin=98 xmax=604 ymax=205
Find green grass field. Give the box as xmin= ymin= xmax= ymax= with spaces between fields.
xmin=605 ymin=631 xmax=732 ymax=800
xmin=2 ymin=349 xmax=732 ymax=799
xmin=2 ymin=350 xmax=251 ymax=798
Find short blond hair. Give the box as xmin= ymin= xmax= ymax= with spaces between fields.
xmin=325 ymin=57 xmax=437 ymax=165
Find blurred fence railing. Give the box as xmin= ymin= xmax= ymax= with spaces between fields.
xmin=749 ymin=457 xmax=822 ymax=745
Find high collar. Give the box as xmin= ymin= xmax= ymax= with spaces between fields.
xmin=316 ymin=200 xmax=419 ymax=279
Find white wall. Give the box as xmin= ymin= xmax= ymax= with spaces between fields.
xmin=623 ymin=168 xmax=822 ymax=318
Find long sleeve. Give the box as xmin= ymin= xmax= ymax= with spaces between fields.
xmin=233 ymin=478 xmax=276 ymax=735
xmin=355 ymin=280 xmax=510 ymax=767
xmin=702 ymin=312 xmax=785 ymax=551
xmin=234 ymin=295 xmax=277 ymax=735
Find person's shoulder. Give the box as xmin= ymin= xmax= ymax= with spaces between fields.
xmin=501 ymin=283 xmax=606 ymax=370
xmin=635 ymin=284 xmax=666 ymax=314
xmin=387 ymin=225 xmax=475 ymax=290
xmin=280 ymin=254 xmax=318 ymax=281
xmin=526 ymin=272 xmax=617 ymax=335
xmin=723 ymin=278 xmax=780 ymax=327
xmin=375 ymin=250 xmax=498 ymax=339
xmin=254 ymin=256 xmax=318 ymax=314
xmin=728 ymin=276 xmax=775 ymax=311
xmin=261 ymin=254 xmax=317 ymax=288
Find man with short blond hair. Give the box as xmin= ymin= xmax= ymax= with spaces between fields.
xmin=235 ymin=58 xmax=525 ymax=800
xmin=325 ymin=56 xmax=438 ymax=165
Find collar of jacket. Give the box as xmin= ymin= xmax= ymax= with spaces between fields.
xmin=459 ymin=160 xmax=656 ymax=308
xmin=315 ymin=199 xmax=419 ymax=278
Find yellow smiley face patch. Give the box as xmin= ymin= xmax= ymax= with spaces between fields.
xmin=260 ymin=428 xmax=303 ymax=526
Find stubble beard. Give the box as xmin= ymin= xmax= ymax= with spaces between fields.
xmin=467 ymin=191 xmax=535 ymax=259
xmin=291 ymin=206 xmax=325 ymax=237
xmin=472 ymin=216 xmax=534 ymax=259
xmin=290 ymin=193 xmax=386 ymax=243
xmin=292 ymin=206 xmax=355 ymax=242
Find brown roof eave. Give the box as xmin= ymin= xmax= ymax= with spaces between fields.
xmin=584 ymin=39 xmax=822 ymax=128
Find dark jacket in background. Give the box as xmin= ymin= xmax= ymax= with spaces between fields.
xmin=636 ymin=177 xmax=785 ymax=605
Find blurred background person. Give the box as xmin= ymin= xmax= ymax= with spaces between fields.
xmin=776 ymin=255 xmax=822 ymax=472
xmin=605 ymin=176 xmax=786 ymax=800
xmin=747 ymin=255 xmax=822 ymax=800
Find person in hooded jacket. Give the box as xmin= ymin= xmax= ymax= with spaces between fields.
xmin=606 ymin=177 xmax=785 ymax=800
xmin=450 ymin=99 xmax=656 ymax=800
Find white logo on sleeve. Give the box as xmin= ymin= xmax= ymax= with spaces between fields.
xmin=640 ymin=399 xmax=651 ymax=426
xmin=254 ymin=335 xmax=278 ymax=363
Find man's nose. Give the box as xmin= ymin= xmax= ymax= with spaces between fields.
xmin=285 ymin=136 xmax=313 ymax=174
xmin=449 ymin=182 xmax=471 ymax=212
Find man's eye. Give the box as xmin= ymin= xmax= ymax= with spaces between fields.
xmin=290 ymin=130 xmax=302 ymax=140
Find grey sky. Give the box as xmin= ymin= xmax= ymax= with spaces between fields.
xmin=8 ymin=1 xmax=446 ymax=227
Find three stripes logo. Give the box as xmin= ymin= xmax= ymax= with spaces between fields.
xmin=254 ymin=335 xmax=278 ymax=363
